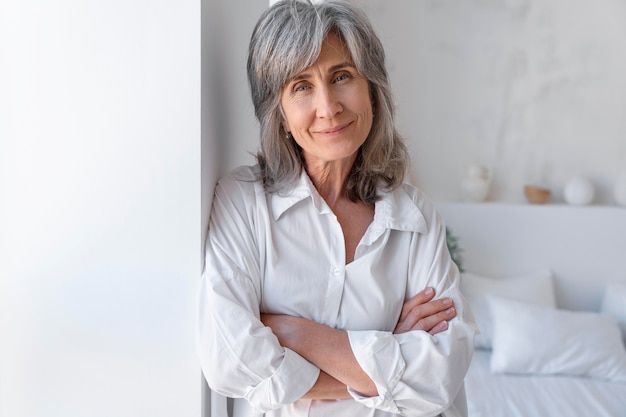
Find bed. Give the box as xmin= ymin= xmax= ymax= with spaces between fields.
xmin=437 ymin=202 xmax=626 ymax=417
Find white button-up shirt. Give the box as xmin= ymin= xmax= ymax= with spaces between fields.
xmin=198 ymin=165 xmax=476 ymax=417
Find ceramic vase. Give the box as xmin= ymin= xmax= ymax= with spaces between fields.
xmin=461 ymin=164 xmax=490 ymax=202
xmin=564 ymin=177 xmax=594 ymax=206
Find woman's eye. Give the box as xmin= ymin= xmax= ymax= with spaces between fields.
xmin=335 ymin=73 xmax=350 ymax=83
xmin=294 ymin=83 xmax=309 ymax=92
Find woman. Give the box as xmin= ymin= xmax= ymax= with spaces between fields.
xmin=198 ymin=1 xmax=476 ymax=416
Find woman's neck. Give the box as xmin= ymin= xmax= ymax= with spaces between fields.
xmin=305 ymin=159 xmax=354 ymax=207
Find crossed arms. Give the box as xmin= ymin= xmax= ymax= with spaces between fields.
xmin=261 ymin=286 xmax=457 ymax=399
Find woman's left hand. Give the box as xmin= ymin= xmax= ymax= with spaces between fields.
xmin=394 ymin=287 xmax=456 ymax=335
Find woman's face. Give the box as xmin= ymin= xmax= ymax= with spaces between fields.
xmin=280 ymin=32 xmax=373 ymax=169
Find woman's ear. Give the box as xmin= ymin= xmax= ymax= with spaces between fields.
xmin=282 ymin=120 xmax=291 ymax=134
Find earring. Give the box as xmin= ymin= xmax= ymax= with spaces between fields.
xmin=284 ymin=129 xmax=292 ymax=140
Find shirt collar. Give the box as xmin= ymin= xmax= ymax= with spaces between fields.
xmin=374 ymin=185 xmax=427 ymax=233
xmin=270 ymin=170 xmax=332 ymax=220
xmin=270 ymin=170 xmax=427 ymax=234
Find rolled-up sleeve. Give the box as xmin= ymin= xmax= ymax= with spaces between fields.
xmin=197 ymin=178 xmax=319 ymax=412
xmin=347 ymin=315 xmax=474 ymax=416
xmin=346 ymin=202 xmax=476 ymax=417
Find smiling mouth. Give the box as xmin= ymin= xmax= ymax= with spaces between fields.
xmin=317 ymin=122 xmax=352 ymax=135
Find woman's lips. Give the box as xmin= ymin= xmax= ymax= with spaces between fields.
xmin=316 ymin=121 xmax=352 ymax=135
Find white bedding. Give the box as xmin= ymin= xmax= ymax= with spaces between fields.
xmin=466 ymin=350 xmax=626 ymax=417
xmin=436 ymin=203 xmax=626 ymax=416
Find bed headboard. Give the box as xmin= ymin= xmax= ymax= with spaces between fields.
xmin=436 ymin=203 xmax=626 ymax=312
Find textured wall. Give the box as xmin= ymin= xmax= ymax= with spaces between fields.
xmin=357 ymin=0 xmax=626 ymax=204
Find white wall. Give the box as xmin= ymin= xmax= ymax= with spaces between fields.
xmin=0 ymin=1 xmax=201 ymax=416
xmin=217 ymin=0 xmax=626 ymax=206
xmin=200 ymin=1 xmax=238 ymax=415
xmin=358 ymin=0 xmax=626 ymax=204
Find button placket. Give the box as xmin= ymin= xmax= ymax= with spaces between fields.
xmin=321 ymin=215 xmax=346 ymax=327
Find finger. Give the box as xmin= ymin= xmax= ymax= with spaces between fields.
xmin=396 ymin=307 xmax=441 ymax=333
xmin=399 ymin=287 xmax=436 ymax=321
xmin=395 ymin=303 xmax=456 ymax=334
xmin=429 ymin=320 xmax=449 ymax=335
xmin=402 ymin=297 xmax=454 ymax=329
xmin=418 ymin=306 xmax=456 ymax=332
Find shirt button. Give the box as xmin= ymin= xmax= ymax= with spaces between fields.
xmin=332 ymin=267 xmax=342 ymax=276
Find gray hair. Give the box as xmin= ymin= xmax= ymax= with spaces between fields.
xmin=248 ymin=0 xmax=408 ymax=202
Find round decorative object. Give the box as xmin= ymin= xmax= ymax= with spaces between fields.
xmin=563 ymin=177 xmax=595 ymax=206
xmin=614 ymin=172 xmax=626 ymax=206
xmin=461 ymin=164 xmax=490 ymax=202
xmin=524 ymin=185 xmax=551 ymax=204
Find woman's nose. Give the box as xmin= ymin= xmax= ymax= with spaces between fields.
xmin=315 ymin=87 xmax=342 ymax=119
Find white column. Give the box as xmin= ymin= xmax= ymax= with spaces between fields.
xmin=0 ymin=1 xmax=201 ymax=416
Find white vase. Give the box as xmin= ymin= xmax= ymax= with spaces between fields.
xmin=564 ymin=177 xmax=594 ymax=206
xmin=614 ymin=172 xmax=626 ymax=206
xmin=461 ymin=164 xmax=490 ymax=202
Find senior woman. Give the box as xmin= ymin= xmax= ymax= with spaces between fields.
xmin=198 ymin=1 xmax=476 ymax=416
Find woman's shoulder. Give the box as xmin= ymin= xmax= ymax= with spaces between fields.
xmin=397 ymin=182 xmax=436 ymax=210
xmin=213 ymin=164 xmax=265 ymax=208
xmin=391 ymin=184 xmax=450 ymax=245
xmin=220 ymin=164 xmax=262 ymax=182
xmin=216 ymin=165 xmax=263 ymax=191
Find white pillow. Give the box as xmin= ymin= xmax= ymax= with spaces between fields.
xmin=460 ymin=269 xmax=556 ymax=349
xmin=489 ymin=296 xmax=626 ymax=382
xmin=600 ymin=283 xmax=626 ymax=344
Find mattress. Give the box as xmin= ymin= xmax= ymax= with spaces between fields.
xmin=466 ymin=350 xmax=626 ymax=417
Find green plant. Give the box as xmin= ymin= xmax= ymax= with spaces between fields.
xmin=446 ymin=227 xmax=464 ymax=272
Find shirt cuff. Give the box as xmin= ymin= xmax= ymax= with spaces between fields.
xmin=244 ymin=348 xmax=320 ymax=412
xmin=346 ymin=330 xmax=404 ymax=413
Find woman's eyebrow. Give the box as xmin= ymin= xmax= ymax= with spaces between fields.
xmin=328 ymin=62 xmax=355 ymax=73
xmin=290 ymin=73 xmax=312 ymax=82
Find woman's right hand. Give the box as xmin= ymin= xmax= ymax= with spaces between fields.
xmin=394 ymin=287 xmax=456 ymax=335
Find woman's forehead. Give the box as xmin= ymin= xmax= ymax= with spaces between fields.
xmin=289 ymin=33 xmax=354 ymax=78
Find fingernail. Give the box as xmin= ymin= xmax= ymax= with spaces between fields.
xmin=446 ymin=307 xmax=455 ymax=315
xmin=425 ymin=287 xmax=434 ymax=296
xmin=443 ymin=298 xmax=452 ymax=306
